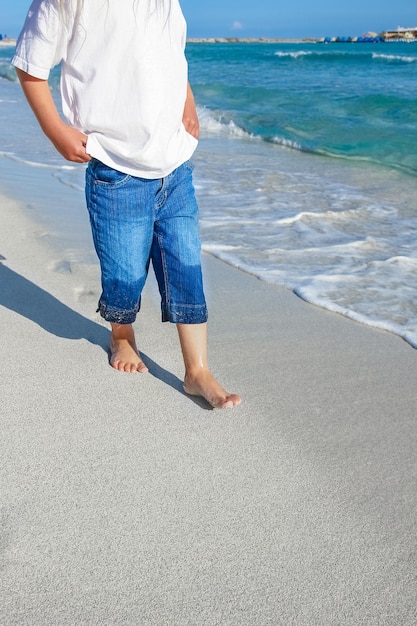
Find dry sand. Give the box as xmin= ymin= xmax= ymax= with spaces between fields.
xmin=1 ymin=190 xmax=416 ymax=625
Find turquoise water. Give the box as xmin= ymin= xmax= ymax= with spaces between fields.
xmin=186 ymin=42 xmax=417 ymax=175
xmin=1 ymin=42 xmax=417 ymax=346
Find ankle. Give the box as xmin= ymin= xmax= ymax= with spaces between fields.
xmin=111 ymin=323 xmax=134 ymax=341
xmin=184 ymin=366 xmax=211 ymax=381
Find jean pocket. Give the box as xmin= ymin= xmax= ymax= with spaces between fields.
xmin=183 ymin=159 xmax=195 ymax=173
xmin=90 ymin=160 xmax=131 ymax=187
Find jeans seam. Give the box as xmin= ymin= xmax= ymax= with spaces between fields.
xmin=157 ymin=230 xmax=171 ymax=309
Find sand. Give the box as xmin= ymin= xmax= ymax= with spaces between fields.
xmin=1 ymin=189 xmax=417 ymax=625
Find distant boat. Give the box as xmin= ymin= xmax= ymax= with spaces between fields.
xmin=321 ymin=35 xmax=384 ymax=44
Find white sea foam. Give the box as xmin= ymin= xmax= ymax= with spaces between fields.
xmin=271 ymin=136 xmax=303 ymax=151
xmin=0 ymin=63 xmax=16 ymax=81
xmin=372 ymin=52 xmax=417 ymax=63
xmin=199 ymin=108 xmax=304 ymax=154
xmin=274 ymin=48 xmax=417 ymax=66
xmin=296 ymin=255 xmax=417 ymax=348
xmin=274 ymin=50 xmax=313 ymax=59
xmin=0 ymin=151 xmax=77 ymax=170
xmin=196 ymin=133 xmax=417 ymax=348
xmin=197 ymin=106 xmax=251 ymax=138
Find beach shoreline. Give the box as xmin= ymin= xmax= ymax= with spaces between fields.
xmin=1 ymin=174 xmax=417 ymax=624
xmin=2 ymin=29 xmax=417 ymax=614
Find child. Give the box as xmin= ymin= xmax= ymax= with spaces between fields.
xmin=12 ymin=0 xmax=241 ymax=409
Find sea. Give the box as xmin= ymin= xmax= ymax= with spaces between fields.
xmin=1 ymin=41 xmax=417 ymax=346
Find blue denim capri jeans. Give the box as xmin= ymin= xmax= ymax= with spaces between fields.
xmin=85 ymin=159 xmax=208 ymax=325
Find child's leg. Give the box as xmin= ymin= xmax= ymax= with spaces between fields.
xmin=85 ymin=159 xmax=157 ymax=372
xmin=177 ymin=322 xmax=241 ymax=408
xmin=151 ymin=162 xmax=240 ymax=407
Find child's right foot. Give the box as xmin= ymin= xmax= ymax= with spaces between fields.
xmin=183 ymin=370 xmax=241 ymax=409
xmin=110 ymin=323 xmax=148 ymax=373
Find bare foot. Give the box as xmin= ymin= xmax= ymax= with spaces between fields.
xmin=183 ymin=370 xmax=241 ymax=409
xmin=110 ymin=323 xmax=148 ymax=373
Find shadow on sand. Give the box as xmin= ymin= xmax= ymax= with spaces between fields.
xmin=0 ymin=262 xmax=211 ymax=409
xmin=0 ymin=262 xmax=109 ymax=348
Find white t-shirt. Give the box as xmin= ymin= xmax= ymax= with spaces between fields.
xmin=12 ymin=0 xmax=197 ymax=178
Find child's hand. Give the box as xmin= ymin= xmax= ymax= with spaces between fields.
xmin=182 ymin=83 xmax=199 ymax=139
xmin=50 ymin=123 xmax=91 ymax=163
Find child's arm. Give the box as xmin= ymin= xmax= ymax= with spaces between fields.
xmin=182 ymin=82 xmax=199 ymax=140
xmin=15 ymin=68 xmax=90 ymax=163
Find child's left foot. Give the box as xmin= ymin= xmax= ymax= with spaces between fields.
xmin=183 ymin=370 xmax=241 ymax=409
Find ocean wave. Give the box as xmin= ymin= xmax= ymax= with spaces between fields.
xmin=295 ymin=256 xmax=417 ymax=348
xmin=274 ymin=49 xmax=417 ymax=64
xmin=203 ymin=242 xmax=417 ymax=350
xmin=270 ymin=136 xmax=303 ymax=151
xmin=196 ymin=135 xmax=417 ymax=350
xmin=197 ymin=106 xmax=252 ymax=138
xmin=270 ymin=139 xmax=417 ymax=177
xmin=0 ymin=150 xmax=76 ymax=170
xmin=372 ymin=52 xmax=417 ymax=63
xmin=313 ymin=148 xmax=417 ymax=177
xmin=197 ymin=106 xmax=417 ymax=176
xmin=274 ymin=50 xmax=315 ymax=59
xmin=0 ymin=62 xmax=17 ymax=82
xmin=52 ymin=170 xmax=85 ymax=192
xmin=273 ymin=206 xmax=391 ymax=227
xmin=198 ymin=107 xmax=306 ymax=154
xmin=274 ymin=50 xmax=369 ymax=62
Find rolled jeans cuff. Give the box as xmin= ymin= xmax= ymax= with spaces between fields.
xmin=161 ymin=303 xmax=208 ymax=324
xmin=97 ymin=301 xmax=138 ymax=324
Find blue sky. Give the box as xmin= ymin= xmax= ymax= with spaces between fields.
xmin=2 ymin=0 xmax=416 ymax=39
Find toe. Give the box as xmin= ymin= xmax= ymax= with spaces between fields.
xmin=214 ymin=395 xmax=241 ymax=409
